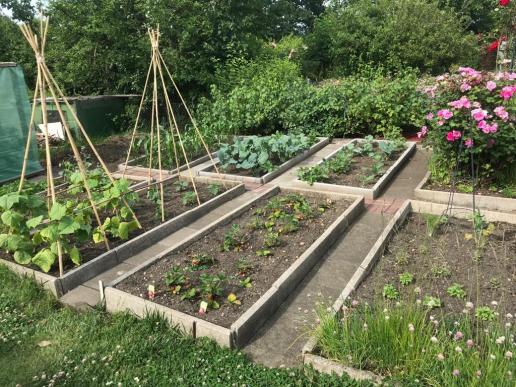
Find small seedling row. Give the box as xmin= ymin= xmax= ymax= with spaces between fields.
xmin=106 ymin=186 xmax=364 ymax=347
xmin=296 ymin=137 xmax=416 ymax=199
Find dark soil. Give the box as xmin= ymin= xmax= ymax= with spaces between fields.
xmin=353 ymin=214 xmax=516 ymax=317
xmin=116 ymin=192 xmax=353 ymax=328
xmin=1 ymin=178 xmax=228 ymax=276
xmin=425 ymin=178 xmax=515 ymax=199
xmin=322 ymin=145 xmax=402 ymax=189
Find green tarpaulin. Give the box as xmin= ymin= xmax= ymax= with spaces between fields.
xmin=0 ymin=64 xmax=42 ymax=183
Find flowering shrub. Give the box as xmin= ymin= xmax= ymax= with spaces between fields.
xmin=420 ymin=68 xmax=516 ymax=186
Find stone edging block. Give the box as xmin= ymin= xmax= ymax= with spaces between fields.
xmin=414 ymin=172 xmax=516 ymax=213
xmin=104 ymin=185 xmax=364 ymax=348
xmin=292 ymin=140 xmax=416 ymax=199
xmin=196 ymin=137 xmax=330 ymax=184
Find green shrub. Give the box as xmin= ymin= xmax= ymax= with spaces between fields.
xmin=303 ymin=0 xmax=479 ymax=79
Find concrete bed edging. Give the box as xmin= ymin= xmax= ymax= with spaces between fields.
xmin=104 ymin=185 xmax=364 ymax=348
xmin=302 ymin=199 xmax=516 ymax=383
xmin=1 ymin=180 xmax=245 ymax=298
xmin=196 ymin=137 xmax=330 ymax=184
xmin=414 ymin=171 xmax=516 ymax=213
xmin=117 ymin=152 xmax=218 ymax=176
xmin=292 ymin=139 xmax=416 ymax=199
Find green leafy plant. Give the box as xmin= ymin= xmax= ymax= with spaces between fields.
xmin=422 ymin=296 xmax=442 ymax=309
xmin=174 ymin=180 xmax=189 ymax=192
xmin=181 ymin=192 xmax=197 ymax=206
xmin=239 ymin=277 xmax=253 ymax=289
xmin=382 ymin=284 xmax=399 ymax=300
xmin=222 ymin=224 xmax=246 ymax=252
xmin=297 ymin=163 xmax=329 ymax=185
xmin=425 ymin=214 xmax=448 ymax=237
xmin=475 ymin=306 xmax=496 ymax=321
xmin=236 ymin=258 xmax=254 ymax=276
xmin=430 ymin=262 xmax=451 ymax=278
xmin=264 ymin=231 xmax=281 ymax=248
xmin=190 ymin=254 xmax=215 ymax=270
xmin=398 ymin=272 xmax=413 ymax=286
xmin=165 ymin=266 xmax=186 ymax=288
xmin=447 ymin=283 xmax=466 ymax=299
xmin=256 ymin=249 xmax=272 ymax=257
xmin=199 ymin=273 xmax=227 ymax=310
xmin=208 ymin=183 xmax=221 ymax=196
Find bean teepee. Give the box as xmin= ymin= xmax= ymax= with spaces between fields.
xmin=18 ymin=16 xmax=140 ymax=277
xmin=123 ymin=27 xmax=222 ymax=222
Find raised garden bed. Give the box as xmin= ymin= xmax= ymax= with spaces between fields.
xmin=303 ymin=199 xmax=516 ymax=384
xmin=197 ymin=136 xmax=329 ymax=184
xmin=295 ymin=138 xmax=416 ymax=199
xmin=0 ymin=177 xmax=244 ymax=297
xmin=117 ymin=152 xmax=218 ymax=181
xmin=415 ymin=172 xmax=516 ymax=213
xmin=105 ymin=186 xmax=364 ymax=347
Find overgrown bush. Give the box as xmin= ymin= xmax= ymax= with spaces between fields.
xmin=199 ymin=60 xmax=427 ymax=139
xmin=303 ymin=0 xmax=479 ymax=79
xmin=419 ymin=68 xmax=516 ymax=187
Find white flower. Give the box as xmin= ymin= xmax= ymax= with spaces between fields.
xmin=437 ymin=353 xmax=445 ymax=361
xmin=430 ymin=336 xmax=438 ymax=343
xmin=490 ymin=354 xmax=496 ymax=360
xmin=385 ymin=315 xmax=390 ymax=321
xmin=506 ymin=313 xmax=513 ymax=319
xmin=505 ymin=351 xmax=513 ymax=359
xmin=414 ymin=287 xmax=421 ymax=294
xmin=506 ymin=322 xmax=512 ymax=328
xmin=455 ymin=346 xmax=462 ymax=353
xmin=465 ymin=302 xmax=474 ymax=309
xmin=408 ymin=324 xmax=415 ymax=332
xmin=495 ymin=336 xmax=506 ymax=345
xmin=491 ymin=301 xmax=498 ymax=307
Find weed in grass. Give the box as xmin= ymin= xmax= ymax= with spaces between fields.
xmin=394 ymin=250 xmax=409 ymax=266
xmin=181 ymin=191 xmax=197 ymax=206
xmin=475 ymin=306 xmax=496 ymax=321
xmin=430 ymin=261 xmax=451 ymax=278
xmin=424 ymin=214 xmax=448 ymax=237
xmin=422 ymin=296 xmax=441 ymax=308
xmin=382 ymin=284 xmax=399 ymax=300
xmin=489 ymin=277 xmax=501 ymax=289
xmin=447 ymin=283 xmax=466 ymax=299
xmin=399 ymin=272 xmax=414 ymax=286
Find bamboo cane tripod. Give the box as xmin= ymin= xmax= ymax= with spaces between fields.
xmin=17 ymin=17 xmax=141 ymax=277
xmin=123 ymin=28 xmax=224 ymax=223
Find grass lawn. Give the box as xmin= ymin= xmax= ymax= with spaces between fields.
xmin=0 ymin=265 xmax=366 ymax=387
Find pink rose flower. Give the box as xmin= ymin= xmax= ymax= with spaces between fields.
xmin=437 ymin=120 xmax=445 ymax=126
xmin=494 ymin=106 xmax=509 ymax=121
xmin=426 ymin=112 xmax=434 ymax=120
xmin=464 ymin=138 xmax=473 ymax=148
xmin=486 ymin=81 xmax=497 ymax=91
xmin=500 ymin=86 xmax=515 ymax=100
xmin=437 ymin=109 xmax=453 ymax=120
xmin=471 ymin=108 xmax=488 ymax=121
xmin=417 ymin=126 xmax=428 ymax=138
xmin=479 ymin=121 xmax=497 ymax=134
xmin=447 ymin=130 xmax=461 ymax=142
xmin=461 ymin=83 xmax=472 ymax=92
xmin=449 ymin=96 xmax=471 ymax=109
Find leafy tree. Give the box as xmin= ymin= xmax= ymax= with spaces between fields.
xmin=0 ymin=0 xmax=34 ymax=22
xmin=303 ymin=0 xmax=479 ymax=78
xmin=437 ymin=0 xmax=497 ymax=33
xmin=0 ymin=15 xmax=35 ymax=85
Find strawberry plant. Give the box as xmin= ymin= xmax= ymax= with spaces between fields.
xmin=181 ymin=191 xmax=197 ymax=206
xmin=199 ymin=273 xmax=227 ymax=310
xmin=222 ymin=224 xmax=246 ymax=252
xmin=165 ymin=266 xmax=186 ymax=288
xmin=208 ymin=183 xmax=221 ymax=196
xmin=174 ymin=180 xmax=189 ymax=192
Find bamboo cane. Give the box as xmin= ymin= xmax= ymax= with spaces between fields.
xmin=18 ymin=70 xmax=41 ymax=192
xmin=154 ymin=52 xmax=201 ymax=206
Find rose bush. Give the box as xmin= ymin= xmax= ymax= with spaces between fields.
xmin=420 ymin=68 xmax=516 ymax=190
